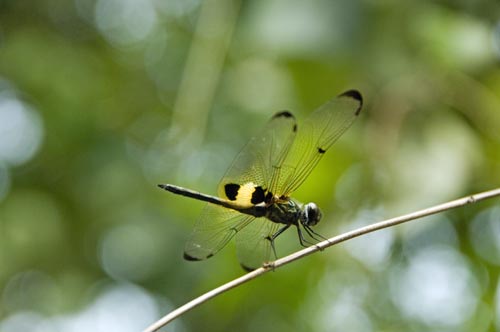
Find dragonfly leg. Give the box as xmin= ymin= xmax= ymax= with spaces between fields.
xmin=267 ymin=224 xmax=291 ymax=259
xmin=296 ymin=225 xmax=317 ymax=247
xmin=303 ymin=225 xmax=329 ymax=242
xmin=302 ymin=225 xmax=330 ymax=251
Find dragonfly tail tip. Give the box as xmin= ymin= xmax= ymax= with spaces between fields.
xmin=158 ymin=184 xmax=175 ymax=192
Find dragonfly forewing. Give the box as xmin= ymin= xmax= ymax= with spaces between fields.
xmin=217 ymin=111 xmax=297 ymax=204
xmin=278 ymin=90 xmax=363 ymax=196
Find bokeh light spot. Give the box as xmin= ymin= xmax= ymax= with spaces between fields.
xmin=0 ymin=311 xmax=47 ymax=332
xmin=469 ymin=206 xmax=500 ymax=265
xmin=342 ymin=208 xmax=394 ymax=271
xmin=227 ymin=57 xmax=294 ymax=114
xmin=247 ymin=0 xmax=353 ymax=55
xmin=2 ymin=270 xmax=61 ymax=314
xmin=308 ymin=270 xmax=372 ymax=332
xmin=391 ymin=112 xmax=480 ymax=212
xmin=99 ymin=224 xmax=162 ymax=281
xmin=0 ymin=283 xmax=166 ymax=332
xmin=94 ymin=0 xmax=158 ymax=47
xmin=390 ymin=246 xmax=478 ymax=327
xmin=0 ymin=92 xmax=44 ymax=166
xmin=155 ymin=0 xmax=200 ymax=18
xmin=84 ymin=284 xmax=158 ymax=332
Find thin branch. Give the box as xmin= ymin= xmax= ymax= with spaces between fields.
xmin=143 ymin=187 xmax=500 ymax=332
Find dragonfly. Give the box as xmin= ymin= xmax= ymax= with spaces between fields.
xmin=159 ymin=90 xmax=363 ymax=271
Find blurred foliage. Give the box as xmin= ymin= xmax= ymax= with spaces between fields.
xmin=1 ymin=0 xmax=500 ymax=331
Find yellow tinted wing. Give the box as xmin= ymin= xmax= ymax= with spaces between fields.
xmin=217 ymin=111 xmax=297 ymax=206
xmin=277 ymin=90 xmax=363 ymax=196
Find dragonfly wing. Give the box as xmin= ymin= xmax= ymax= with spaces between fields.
xmin=184 ymin=112 xmax=296 ymax=262
xmin=184 ymin=203 xmax=255 ymax=261
xmin=235 ymin=218 xmax=281 ymax=271
xmin=278 ymin=90 xmax=363 ymax=196
xmin=217 ymin=111 xmax=297 ymax=206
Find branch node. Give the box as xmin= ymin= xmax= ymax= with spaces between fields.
xmin=263 ymin=261 xmax=276 ymax=271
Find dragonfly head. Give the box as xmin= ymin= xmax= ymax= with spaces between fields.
xmin=302 ymin=202 xmax=322 ymax=226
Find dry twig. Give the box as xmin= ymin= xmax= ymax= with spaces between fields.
xmin=143 ymin=187 xmax=500 ymax=332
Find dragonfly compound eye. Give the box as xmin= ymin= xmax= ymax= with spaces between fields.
xmin=303 ymin=203 xmax=322 ymax=226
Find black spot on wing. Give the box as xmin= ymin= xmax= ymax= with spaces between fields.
xmin=225 ymin=183 xmax=240 ymax=201
xmin=240 ymin=263 xmax=257 ymax=272
xmin=251 ymin=186 xmax=266 ymax=204
xmin=339 ymin=89 xmax=362 ymax=102
xmin=273 ymin=110 xmax=294 ymax=119
xmin=272 ymin=111 xmax=296 ymax=132
xmin=338 ymin=89 xmax=363 ymax=115
xmin=184 ymin=252 xmax=212 ymax=261
xmin=318 ymin=147 xmax=326 ymax=154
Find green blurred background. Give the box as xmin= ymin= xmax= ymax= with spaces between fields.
xmin=1 ymin=0 xmax=500 ymax=331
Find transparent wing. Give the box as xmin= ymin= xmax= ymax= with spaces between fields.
xmin=235 ymin=218 xmax=281 ymax=271
xmin=277 ymin=90 xmax=363 ymax=196
xmin=217 ymin=111 xmax=297 ymax=204
xmin=184 ymin=112 xmax=296 ymax=261
xmin=184 ymin=203 xmax=255 ymax=261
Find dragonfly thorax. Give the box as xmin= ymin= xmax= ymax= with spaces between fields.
xmin=265 ymin=198 xmax=302 ymax=225
xmin=265 ymin=199 xmax=322 ymax=228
